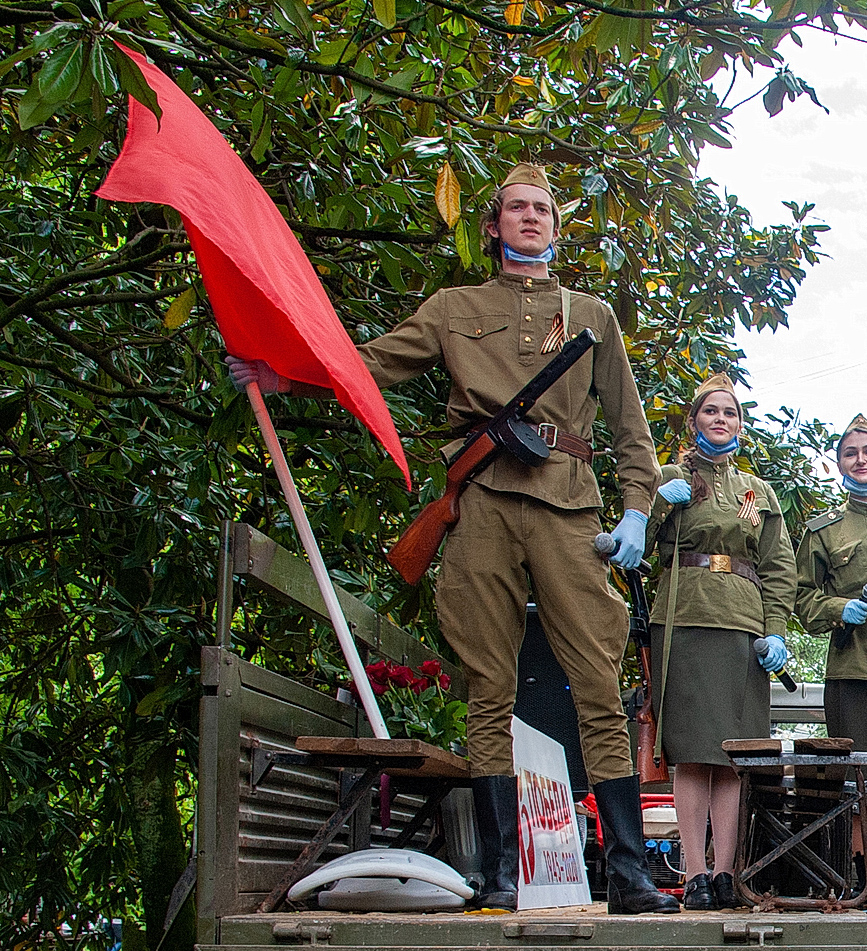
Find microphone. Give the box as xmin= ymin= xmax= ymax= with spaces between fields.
xmin=754 ymin=638 xmax=798 ymax=693
xmin=594 ymin=532 xmax=651 ymax=576
xmin=834 ymin=582 xmax=867 ymax=650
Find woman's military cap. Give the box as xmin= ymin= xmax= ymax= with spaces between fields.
xmin=688 ymin=372 xmax=742 ymax=421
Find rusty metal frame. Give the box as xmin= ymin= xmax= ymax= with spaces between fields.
xmin=733 ymin=755 xmax=867 ymax=911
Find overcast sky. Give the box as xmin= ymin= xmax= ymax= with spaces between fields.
xmin=696 ymin=27 xmax=867 ymax=463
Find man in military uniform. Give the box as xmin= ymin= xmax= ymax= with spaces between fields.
xmin=796 ymin=413 xmax=867 ymax=892
xmin=226 ymin=163 xmax=677 ymax=915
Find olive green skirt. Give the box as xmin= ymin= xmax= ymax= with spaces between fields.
xmin=650 ymin=624 xmax=770 ymax=767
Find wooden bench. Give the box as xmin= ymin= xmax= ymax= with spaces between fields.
xmin=196 ymin=522 xmax=471 ymax=939
xmin=723 ymin=736 xmax=867 ymax=910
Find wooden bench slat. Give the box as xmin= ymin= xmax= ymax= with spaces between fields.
xmin=294 ymin=736 xmax=471 ymax=779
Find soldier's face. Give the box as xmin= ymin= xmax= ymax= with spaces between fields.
xmin=487 ymin=184 xmax=558 ymax=258
xmin=688 ymin=391 xmax=741 ymax=446
xmin=838 ymin=432 xmax=867 ymax=483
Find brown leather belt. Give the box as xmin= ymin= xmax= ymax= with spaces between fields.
xmin=679 ymin=553 xmax=761 ymax=589
xmin=535 ymin=423 xmax=593 ymax=462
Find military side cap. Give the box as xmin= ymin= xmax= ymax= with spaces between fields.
xmin=836 ymin=413 xmax=867 ymax=457
xmin=501 ymin=162 xmax=554 ymax=197
xmin=689 ymin=372 xmax=742 ymax=420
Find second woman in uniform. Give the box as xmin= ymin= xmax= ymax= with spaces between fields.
xmin=645 ymin=374 xmax=796 ymax=909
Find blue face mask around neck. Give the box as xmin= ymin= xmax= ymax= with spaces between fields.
xmin=502 ymin=241 xmax=556 ymax=264
xmin=695 ymin=431 xmax=740 ymax=457
xmin=843 ymin=474 xmax=867 ymax=496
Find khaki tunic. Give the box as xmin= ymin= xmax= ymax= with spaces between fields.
xmin=646 ymin=457 xmax=796 ymax=765
xmin=357 ymin=270 xmax=661 ymax=779
xmin=358 ymin=271 xmax=659 ymax=513
xmin=795 ymin=497 xmax=867 ymax=681
xmin=646 ymin=458 xmax=795 ymax=637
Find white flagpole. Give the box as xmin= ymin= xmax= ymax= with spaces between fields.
xmin=245 ymin=381 xmax=390 ymax=739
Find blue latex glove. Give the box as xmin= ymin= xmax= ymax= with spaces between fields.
xmin=757 ymin=634 xmax=787 ymax=672
xmin=842 ymin=598 xmax=867 ymax=625
xmin=225 ymin=355 xmax=282 ymax=393
xmin=608 ymin=510 xmax=648 ymax=570
xmin=658 ymin=479 xmax=691 ymax=505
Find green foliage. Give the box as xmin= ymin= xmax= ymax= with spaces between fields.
xmin=0 ymin=0 xmax=863 ymax=947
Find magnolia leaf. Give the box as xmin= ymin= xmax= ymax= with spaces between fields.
xmin=18 ymin=80 xmax=60 ymax=129
xmin=600 ymin=237 xmax=626 ymax=272
xmin=38 ymin=41 xmax=85 ymax=104
xmin=454 ymin=219 xmax=472 ymax=268
xmin=90 ymin=41 xmax=119 ymax=97
xmin=435 ymin=161 xmax=461 ymax=228
xmin=505 ymin=0 xmax=525 ymax=27
xmin=373 ymin=0 xmax=397 ymax=28
xmin=114 ymin=46 xmax=162 ymax=124
xmin=163 ymin=287 xmax=196 ymax=330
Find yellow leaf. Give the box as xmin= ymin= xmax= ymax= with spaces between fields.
xmin=645 ymin=279 xmax=658 ymax=292
xmin=435 ymin=161 xmax=461 ymax=228
xmin=505 ymin=0 xmax=525 ymax=26
xmin=533 ymin=0 xmax=547 ymax=18
xmin=163 ymin=287 xmax=196 ymax=330
xmin=632 ymin=119 xmax=663 ymax=135
xmin=511 ymin=74 xmax=536 ymax=88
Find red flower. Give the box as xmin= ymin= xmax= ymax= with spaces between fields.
xmin=438 ymin=674 xmax=451 ymax=691
xmin=418 ymin=660 xmax=442 ymax=678
xmin=410 ymin=676 xmax=431 ymax=695
xmin=388 ymin=665 xmax=416 ymax=689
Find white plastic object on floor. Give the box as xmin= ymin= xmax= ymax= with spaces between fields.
xmin=317 ymin=876 xmax=468 ymax=912
xmin=286 ymin=848 xmax=475 ymax=905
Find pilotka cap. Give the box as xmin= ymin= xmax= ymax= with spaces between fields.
xmin=836 ymin=413 xmax=867 ymax=458
xmin=688 ymin=372 xmax=742 ymax=421
xmin=500 ymin=162 xmax=554 ymax=197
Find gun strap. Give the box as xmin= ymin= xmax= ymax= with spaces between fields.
xmin=654 ymin=506 xmax=681 ymax=762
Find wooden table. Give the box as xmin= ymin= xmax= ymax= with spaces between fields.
xmin=255 ymin=737 xmax=471 ymax=912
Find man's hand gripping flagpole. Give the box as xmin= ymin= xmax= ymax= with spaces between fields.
xmin=94 ymin=44 xmax=410 ymax=741
xmin=244 ymin=382 xmax=389 ymax=739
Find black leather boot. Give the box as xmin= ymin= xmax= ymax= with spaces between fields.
xmin=471 ymin=775 xmax=519 ymax=911
xmin=593 ymin=774 xmax=680 ymax=915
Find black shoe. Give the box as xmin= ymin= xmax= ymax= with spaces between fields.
xmin=684 ymin=873 xmax=718 ymax=910
xmin=471 ymin=775 xmax=518 ymax=911
xmin=593 ymin=774 xmax=681 ymax=915
xmin=712 ymin=872 xmax=740 ymax=909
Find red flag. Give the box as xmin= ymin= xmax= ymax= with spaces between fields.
xmin=96 ymin=44 xmax=409 ymax=486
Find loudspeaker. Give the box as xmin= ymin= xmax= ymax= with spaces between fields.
xmin=514 ymin=603 xmax=589 ymax=799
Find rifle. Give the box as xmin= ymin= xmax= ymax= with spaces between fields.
xmin=386 ymin=328 xmax=598 ymax=585
xmin=623 ymin=564 xmax=670 ymax=786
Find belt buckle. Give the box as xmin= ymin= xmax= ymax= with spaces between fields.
xmin=538 ymin=422 xmax=558 ymax=448
xmin=709 ymin=554 xmax=731 ymax=573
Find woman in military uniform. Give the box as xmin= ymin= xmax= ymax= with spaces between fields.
xmin=795 ymin=413 xmax=867 ymax=892
xmin=645 ymin=375 xmax=796 ymax=909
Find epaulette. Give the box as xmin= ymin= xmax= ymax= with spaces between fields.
xmin=805 ymin=508 xmax=845 ymax=532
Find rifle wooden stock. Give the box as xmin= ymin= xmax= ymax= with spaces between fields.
xmin=636 ymin=644 xmax=669 ymax=785
xmin=387 ymin=329 xmax=597 ymax=585
xmin=386 ymin=433 xmax=497 ymax=585
xmin=621 ymin=567 xmax=669 ymax=785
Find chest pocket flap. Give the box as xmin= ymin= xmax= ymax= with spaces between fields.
xmin=448 ymin=315 xmax=508 ymax=339
xmin=829 ymin=537 xmax=862 ymax=571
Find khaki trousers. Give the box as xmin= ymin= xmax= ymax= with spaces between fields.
xmin=436 ymin=484 xmax=634 ymax=782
